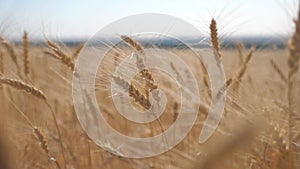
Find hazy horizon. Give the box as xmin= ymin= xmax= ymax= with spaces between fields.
xmin=0 ymin=0 xmax=297 ymax=40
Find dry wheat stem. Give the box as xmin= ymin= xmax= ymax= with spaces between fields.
xmin=287 ymin=3 xmax=300 ymax=167
xmin=227 ymin=48 xmax=254 ymax=87
xmin=270 ymin=59 xmax=287 ymax=83
xmin=23 ymin=31 xmax=30 ymax=77
xmin=210 ymin=18 xmax=221 ymax=58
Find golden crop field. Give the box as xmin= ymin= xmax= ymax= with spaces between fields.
xmin=0 ymin=4 xmax=299 ymax=169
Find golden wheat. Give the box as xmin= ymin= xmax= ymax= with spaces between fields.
xmin=287 ymin=4 xmax=300 ymax=168
xmin=0 ymin=36 xmax=21 ymax=77
xmin=23 ymin=31 xmax=30 ymax=77
xmin=0 ymin=76 xmax=46 ymax=100
xmin=112 ymin=75 xmax=151 ymax=109
xmin=120 ymin=35 xmax=143 ymax=51
xmin=210 ymin=18 xmax=221 ymax=58
xmin=45 ymin=40 xmax=74 ymax=71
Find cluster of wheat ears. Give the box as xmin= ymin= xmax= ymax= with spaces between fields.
xmin=0 ymin=6 xmax=299 ymax=169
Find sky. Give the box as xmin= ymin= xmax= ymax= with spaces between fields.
xmin=0 ymin=0 xmax=298 ymax=40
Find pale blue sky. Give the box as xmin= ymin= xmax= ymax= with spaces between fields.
xmin=0 ymin=0 xmax=297 ymax=39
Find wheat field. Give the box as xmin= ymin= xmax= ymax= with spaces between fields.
xmin=0 ymin=5 xmax=299 ymax=169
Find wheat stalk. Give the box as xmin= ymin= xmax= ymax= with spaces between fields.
xmin=270 ymin=59 xmax=287 ymax=83
xmin=210 ymin=18 xmax=221 ymax=58
xmin=236 ymin=42 xmax=245 ymax=65
xmin=287 ymin=3 xmax=300 ymax=168
xmin=10 ymin=101 xmax=61 ymax=169
xmin=227 ymin=48 xmax=254 ymax=87
xmin=0 ymin=76 xmax=67 ymax=168
xmin=23 ymin=31 xmax=30 ymax=77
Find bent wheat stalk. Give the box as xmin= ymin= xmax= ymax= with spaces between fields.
xmin=0 ymin=76 xmax=66 ymax=169
xmin=10 ymin=100 xmax=61 ymax=169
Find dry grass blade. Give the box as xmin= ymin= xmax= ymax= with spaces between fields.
xmin=210 ymin=18 xmax=221 ymax=58
xmin=121 ymin=35 xmax=143 ymax=51
xmin=23 ymin=31 xmax=30 ymax=77
xmin=270 ymin=59 xmax=287 ymax=83
xmin=0 ymin=36 xmax=21 ymax=77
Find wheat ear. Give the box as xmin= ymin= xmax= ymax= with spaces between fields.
xmin=0 ymin=48 xmax=3 ymax=74
xmin=113 ymin=75 xmax=151 ymax=109
xmin=210 ymin=18 xmax=221 ymax=58
xmin=23 ymin=31 xmax=30 ymax=77
xmin=120 ymin=35 xmax=143 ymax=51
xmin=45 ymin=40 xmax=74 ymax=71
xmin=0 ymin=48 xmax=3 ymax=88
xmin=120 ymin=35 xmax=158 ymax=96
xmin=0 ymin=76 xmax=46 ymax=100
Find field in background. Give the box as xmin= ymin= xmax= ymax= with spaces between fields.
xmin=0 ymin=40 xmax=299 ymax=168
